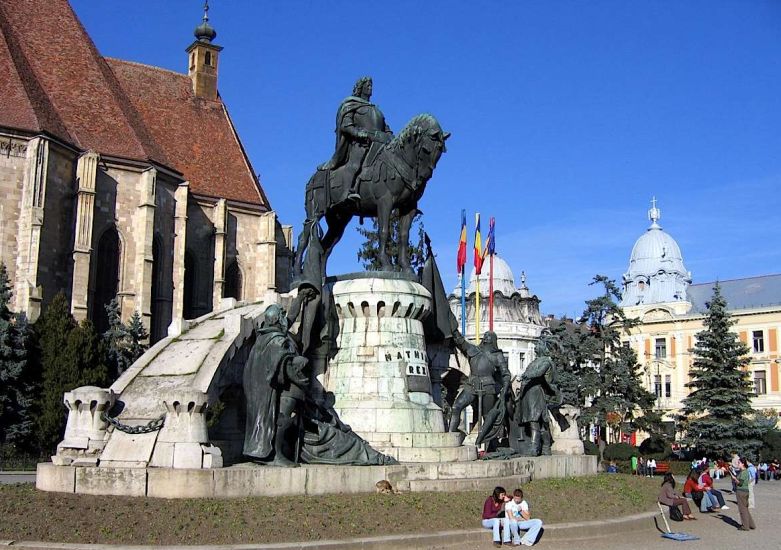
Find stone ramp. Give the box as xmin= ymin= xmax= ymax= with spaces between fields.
xmin=52 ymin=300 xmax=269 ymax=470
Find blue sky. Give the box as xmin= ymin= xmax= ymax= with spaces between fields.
xmin=71 ymin=0 xmax=781 ymax=317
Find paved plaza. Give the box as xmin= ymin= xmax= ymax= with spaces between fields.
xmin=451 ymin=477 xmax=781 ymax=550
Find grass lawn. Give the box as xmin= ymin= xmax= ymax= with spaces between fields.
xmin=0 ymin=474 xmax=659 ymax=545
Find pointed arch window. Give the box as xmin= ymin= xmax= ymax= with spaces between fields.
xmin=223 ymin=260 xmax=242 ymax=301
xmin=91 ymin=226 xmax=121 ymax=334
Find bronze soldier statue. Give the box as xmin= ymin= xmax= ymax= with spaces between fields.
xmin=513 ymin=335 xmax=560 ymax=455
xmin=243 ymin=302 xmax=310 ymax=467
xmin=318 ymin=76 xmax=393 ymax=205
xmin=448 ymin=329 xmax=511 ymax=433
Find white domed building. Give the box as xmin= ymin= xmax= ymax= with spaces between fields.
xmin=619 ymin=200 xmax=781 ymax=433
xmin=620 ymin=199 xmax=692 ymax=316
xmin=448 ymin=255 xmax=545 ymax=380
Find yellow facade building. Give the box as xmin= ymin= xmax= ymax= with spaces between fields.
xmin=619 ymin=201 xmax=781 ymax=432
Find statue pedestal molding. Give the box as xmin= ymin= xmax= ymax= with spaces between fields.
xmin=551 ymin=404 xmax=585 ymax=455
xmin=326 ymin=274 xmax=475 ymax=462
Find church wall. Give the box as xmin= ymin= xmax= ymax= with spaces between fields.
xmin=150 ymin=176 xmax=177 ymax=341
xmin=0 ymin=134 xmax=28 ymax=280
xmin=37 ymin=143 xmax=76 ymax=308
xmin=95 ymin=164 xmax=145 ymax=328
xmin=229 ymin=208 xmax=284 ymax=302
xmin=184 ymin=199 xmax=216 ymax=319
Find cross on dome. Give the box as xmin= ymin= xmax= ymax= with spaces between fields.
xmin=648 ymin=196 xmax=661 ymax=228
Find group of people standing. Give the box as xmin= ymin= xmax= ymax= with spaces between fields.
xmin=482 ymin=486 xmax=544 ymax=547
xmin=657 ymin=455 xmax=757 ymax=531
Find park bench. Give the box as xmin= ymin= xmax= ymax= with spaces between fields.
xmin=655 ymin=461 xmax=671 ymax=474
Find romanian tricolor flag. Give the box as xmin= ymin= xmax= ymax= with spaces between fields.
xmin=474 ymin=213 xmax=483 ymax=274
xmin=456 ymin=210 xmax=467 ymax=274
xmin=482 ymin=216 xmax=495 ymax=261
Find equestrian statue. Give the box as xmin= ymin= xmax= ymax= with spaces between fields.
xmin=294 ymin=77 xmax=449 ymax=281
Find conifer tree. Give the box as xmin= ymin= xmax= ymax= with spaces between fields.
xmin=356 ymin=212 xmax=426 ymax=272
xmin=35 ymin=293 xmax=108 ymax=453
xmin=679 ymin=283 xmax=762 ymax=459
xmin=103 ymin=299 xmax=148 ymax=378
xmin=551 ymin=276 xmax=657 ymax=438
xmin=0 ymin=263 xmax=33 ymax=445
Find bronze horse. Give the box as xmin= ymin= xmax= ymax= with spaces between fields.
xmin=295 ymin=114 xmax=449 ymax=278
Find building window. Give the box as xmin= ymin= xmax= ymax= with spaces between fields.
xmin=753 ymin=330 xmax=764 ymax=353
xmin=655 ymin=338 xmax=666 ymax=359
xmin=205 ymin=51 xmax=212 ymax=66
xmin=623 ymin=341 xmax=631 ymax=349
xmin=223 ymin=260 xmax=242 ymax=301
xmin=665 ymin=375 xmax=671 ymax=398
xmin=654 ymin=375 xmax=662 ymax=398
xmin=754 ymin=370 xmax=767 ymax=395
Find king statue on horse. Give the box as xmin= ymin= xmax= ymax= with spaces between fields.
xmin=294 ymin=77 xmax=449 ymax=283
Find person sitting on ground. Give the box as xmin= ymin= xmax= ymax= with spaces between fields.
xmin=698 ymin=467 xmax=728 ymax=509
xmin=607 ymin=460 xmax=618 ymax=473
xmin=482 ymin=486 xmax=510 ymax=547
xmin=505 ymin=488 xmax=543 ymax=547
xmin=659 ymin=472 xmax=696 ymax=520
xmin=684 ymin=469 xmax=720 ymax=513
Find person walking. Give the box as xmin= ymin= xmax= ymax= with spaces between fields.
xmin=730 ymin=458 xmax=757 ymax=531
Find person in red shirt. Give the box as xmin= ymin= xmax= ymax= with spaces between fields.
xmin=683 ymin=469 xmax=720 ymax=513
xmin=482 ymin=486 xmax=510 ymax=547
xmin=699 ymin=468 xmax=728 ymax=509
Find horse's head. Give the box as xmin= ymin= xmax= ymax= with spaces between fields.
xmin=388 ymin=114 xmax=450 ymax=181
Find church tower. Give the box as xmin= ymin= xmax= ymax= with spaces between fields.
xmin=186 ymin=1 xmax=223 ymax=100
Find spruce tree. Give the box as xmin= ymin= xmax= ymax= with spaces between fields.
xmin=125 ymin=311 xmax=149 ymax=364
xmin=679 ymin=283 xmax=762 ymax=459
xmin=34 ymin=293 xmax=108 ymax=453
xmin=103 ymin=299 xmax=148 ymax=379
xmin=0 ymin=263 xmax=33 ymax=445
xmin=356 ymin=211 xmax=426 ymax=272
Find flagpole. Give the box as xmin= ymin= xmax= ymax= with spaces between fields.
xmin=460 ymin=269 xmax=466 ymax=336
xmin=489 ymin=250 xmax=494 ymax=331
xmin=474 ymin=212 xmax=480 ymax=343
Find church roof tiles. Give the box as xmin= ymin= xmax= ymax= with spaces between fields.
xmin=0 ymin=0 xmax=266 ymax=208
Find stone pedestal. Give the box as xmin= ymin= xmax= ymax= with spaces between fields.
xmin=326 ymin=274 xmax=475 ymax=462
xmin=551 ymin=405 xmax=585 ymax=455
xmin=54 ymin=386 xmax=114 ymax=466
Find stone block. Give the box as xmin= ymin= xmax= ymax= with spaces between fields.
xmin=149 ymin=441 xmax=174 ymax=468
xmin=147 ymin=468 xmax=214 ymax=498
xmin=304 ymin=465 xmax=388 ymax=495
xmin=201 ymin=444 xmax=223 ymax=468
xmin=36 ymin=463 xmax=75 ymax=493
xmin=213 ymin=465 xmax=308 ymax=497
xmin=173 ymin=442 xmax=204 ymax=469
xmin=99 ymin=430 xmax=158 ymax=465
xmin=75 ymin=466 xmax=147 ymax=496
xmin=140 ymin=339 xmax=214 ymax=377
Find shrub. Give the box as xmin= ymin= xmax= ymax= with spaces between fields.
xmin=603 ymin=442 xmax=637 ymax=461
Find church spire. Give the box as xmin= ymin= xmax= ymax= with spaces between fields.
xmin=186 ymin=0 xmax=223 ymax=100
xmin=648 ymin=196 xmax=661 ymax=229
xmin=194 ymin=1 xmax=217 ymax=43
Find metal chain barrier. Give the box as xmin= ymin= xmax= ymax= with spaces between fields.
xmin=101 ymin=412 xmax=165 ymax=434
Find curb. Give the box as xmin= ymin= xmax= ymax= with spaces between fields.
xmin=2 ymin=511 xmax=658 ymax=549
